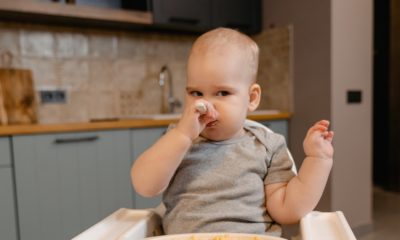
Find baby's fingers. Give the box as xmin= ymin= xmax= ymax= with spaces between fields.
xmin=317 ymin=120 xmax=330 ymax=127
xmin=195 ymin=101 xmax=207 ymax=114
xmin=314 ymin=120 xmax=330 ymax=131
xmin=308 ymin=120 xmax=330 ymax=133
xmin=324 ymin=131 xmax=334 ymax=142
xmin=195 ymin=100 xmax=218 ymax=123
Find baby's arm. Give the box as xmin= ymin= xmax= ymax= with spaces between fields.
xmin=131 ymin=100 xmax=217 ymax=197
xmin=265 ymin=120 xmax=334 ymax=224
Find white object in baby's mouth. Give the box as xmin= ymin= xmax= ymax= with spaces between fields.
xmin=195 ymin=102 xmax=207 ymax=114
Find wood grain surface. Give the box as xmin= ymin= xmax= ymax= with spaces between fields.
xmin=0 ymin=68 xmax=37 ymax=125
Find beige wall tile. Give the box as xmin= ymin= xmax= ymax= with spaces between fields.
xmin=167 ymin=61 xmax=186 ymax=111
xmin=61 ymin=90 xmax=90 ymax=123
xmin=253 ymin=26 xmax=292 ymax=111
xmin=146 ymin=34 xmax=193 ymax=63
xmin=20 ymin=30 xmax=54 ymax=57
xmin=0 ymin=28 xmax=20 ymax=59
xmin=55 ymin=32 xmax=88 ymax=58
xmin=21 ymin=57 xmax=60 ymax=87
xmin=129 ymin=78 xmax=164 ymax=115
xmin=117 ymin=32 xmax=148 ymax=60
xmin=119 ymin=90 xmax=137 ymax=117
xmin=88 ymin=60 xmax=115 ymax=91
xmin=38 ymin=90 xmax=89 ymax=124
xmin=87 ymin=90 xmax=119 ymax=121
xmin=60 ymin=59 xmax=89 ymax=90
xmin=118 ymin=90 xmax=161 ymax=117
xmin=113 ymin=59 xmax=146 ymax=91
xmin=1 ymin=21 xmax=291 ymax=123
xmin=37 ymin=103 xmax=63 ymax=124
xmin=89 ymin=33 xmax=117 ymax=58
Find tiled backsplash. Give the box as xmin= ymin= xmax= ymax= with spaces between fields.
xmin=0 ymin=22 xmax=292 ymax=124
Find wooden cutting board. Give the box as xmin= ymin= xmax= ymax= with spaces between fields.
xmin=0 ymin=68 xmax=37 ymax=125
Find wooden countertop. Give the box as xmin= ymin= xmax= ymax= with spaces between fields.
xmin=0 ymin=111 xmax=291 ymax=136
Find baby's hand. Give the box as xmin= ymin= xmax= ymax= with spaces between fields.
xmin=303 ymin=120 xmax=334 ymax=160
xmin=175 ymin=100 xmax=218 ymax=140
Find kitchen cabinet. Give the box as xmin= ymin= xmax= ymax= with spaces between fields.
xmin=0 ymin=0 xmax=261 ymax=34
xmin=152 ymin=0 xmax=211 ymax=32
xmin=151 ymin=0 xmax=261 ymax=34
xmin=12 ymin=130 xmax=133 ymax=240
xmin=211 ymin=0 xmax=261 ymax=34
xmin=261 ymin=120 xmax=289 ymax=142
xmin=0 ymin=0 xmax=152 ymax=30
xmin=0 ymin=137 xmax=12 ymax=166
xmin=74 ymin=0 xmax=121 ymax=9
xmin=0 ymin=137 xmax=18 ymax=240
xmin=131 ymin=127 xmax=166 ymax=209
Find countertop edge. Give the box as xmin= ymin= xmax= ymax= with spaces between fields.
xmin=0 ymin=112 xmax=291 ymax=136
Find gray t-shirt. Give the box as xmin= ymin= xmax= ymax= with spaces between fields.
xmin=162 ymin=120 xmax=297 ymax=236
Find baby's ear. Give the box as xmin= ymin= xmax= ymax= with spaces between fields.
xmin=248 ymin=83 xmax=261 ymax=112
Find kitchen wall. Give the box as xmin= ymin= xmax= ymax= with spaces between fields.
xmin=263 ymin=0 xmax=373 ymax=236
xmin=0 ymin=21 xmax=292 ymax=124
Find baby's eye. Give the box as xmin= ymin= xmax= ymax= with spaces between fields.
xmin=216 ymin=91 xmax=230 ymax=96
xmin=190 ymin=91 xmax=203 ymax=97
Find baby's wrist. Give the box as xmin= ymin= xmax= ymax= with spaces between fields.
xmin=306 ymin=155 xmax=333 ymax=164
xmin=171 ymin=127 xmax=195 ymax=143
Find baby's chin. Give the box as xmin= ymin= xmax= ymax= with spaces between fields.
xmin=199 ymin=131 xmax=229 ymax=142
xmin=200 ymin=135 xmax=228 ymax=142
xmin=200 ymin=128 xmax=245 ymax=142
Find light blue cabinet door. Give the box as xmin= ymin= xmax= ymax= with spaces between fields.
xmin=131 ymin=127 xmax=166 ymax=209
xmin=0 ymin=137 xmax=18 ymax=240
xmin=0 ymin=168 xmax=18 ymax=240
xmin=260 ymin=120 xmax=289 ymax=142
xmin=13 ymin=130 xmax=133 ymax=240
xmin=0 ymin=137 xmax=12 ymax=166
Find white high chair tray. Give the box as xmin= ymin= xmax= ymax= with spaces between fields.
xmin=300 ymin=211 xmax=356 ymax=240
xmin=72 ymin=208 xmax=162 ymax=240
xmin=146 ymin=233 xmax=284 ymax=240
xmin=73 ymin=209 xmax=356 ymax=240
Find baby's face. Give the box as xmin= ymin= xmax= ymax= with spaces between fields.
xmin=186 ymin=50 xmax=254 ymax=141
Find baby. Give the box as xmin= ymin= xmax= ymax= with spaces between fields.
xmin=131 ymin=28 xmax=334 ymax=236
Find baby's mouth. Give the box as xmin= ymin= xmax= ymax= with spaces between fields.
xmin=206 ymin=120 xmax=218 ymax=127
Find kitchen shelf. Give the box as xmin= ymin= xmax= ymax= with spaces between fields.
xmin=0 ymin=0 xmax=152 ymax=29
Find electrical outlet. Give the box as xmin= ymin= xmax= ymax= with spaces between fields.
xmin=40 ymin=90 xmax=66 ymax=104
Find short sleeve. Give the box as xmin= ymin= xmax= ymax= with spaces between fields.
xmin=264 ymin=135 xmax=297 ymax=185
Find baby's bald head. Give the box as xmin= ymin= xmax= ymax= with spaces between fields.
xmin=188 ymin=28 xmax=259 ymax=83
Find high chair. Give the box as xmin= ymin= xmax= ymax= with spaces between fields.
xmin=72 ymin=205 xmax=357 ymax=240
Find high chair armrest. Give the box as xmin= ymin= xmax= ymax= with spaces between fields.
xmin=300 ymin=211 xmax=357 ymax=240
xmin=72 ymin=208 xmax=163 ymax=240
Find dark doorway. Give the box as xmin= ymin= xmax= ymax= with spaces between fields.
xmin=373 ymin=0 xmax=400 ymax=191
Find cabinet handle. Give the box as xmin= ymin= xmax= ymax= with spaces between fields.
xmin=169 ymin=17 xmax=199 ymax=25
xmin=54 ymin=136 xmax=99 ymax=144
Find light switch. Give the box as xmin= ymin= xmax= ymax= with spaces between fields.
xmin=347 ymin=90 xmax=362 ymax=104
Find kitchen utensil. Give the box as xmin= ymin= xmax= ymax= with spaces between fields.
xmin=0 ymin=51 xmax=37 ymax=125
